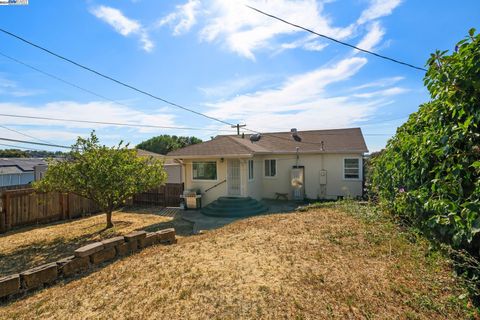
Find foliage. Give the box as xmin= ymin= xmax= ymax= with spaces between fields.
xmin=370 ymin=29 xmax=480 ymax=251
xmin=136 ymin=135 xmax=202 ymax=155
xmin=35 ymin=132 xmax=167 ymax=228
xmin=0 ymin=149 xmax=66 ymax=158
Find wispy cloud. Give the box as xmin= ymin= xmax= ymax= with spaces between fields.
xmin=198 ymin=74 xmax=273 ymax=98
xmin=91 ymin=5 xmax=154 ymax=52
xmin=0 ymin=75 xmax=41 ymax=97
xmin=156 ymin=0 xmax=201 ymax=35
xmin=355 ymin=21 xmax=385 ymax=52
xmin=357 ymin=0 xmax=402 ymax=25
xmin=0 ymin=101 xmax=177 ymax=134
xmin=203 ymin=57 xmax=407 ymax=131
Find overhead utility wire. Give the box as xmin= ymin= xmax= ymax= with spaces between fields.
xmin=0 ymin=124 xmax=52 ymax=144
xmin=0 ymin=28 xmax=236 ymax=127
xmin=0 ymin=142 xmax=47 ymax=152
xmin=0 ymin=113 xmax=236 ymax=132
xmin=245 ymin=5 xmax=428 ymax=72
xmin=0 ymin=137 xmax=71 ymax=149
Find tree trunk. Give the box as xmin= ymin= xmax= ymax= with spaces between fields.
xmin=106 ymin=210 xmax=114 ymax=229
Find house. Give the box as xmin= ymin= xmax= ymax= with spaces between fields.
xmin=0 ymin=158 xmax=47 ymax=187
xmin=167 ymin=128 xmax=368 ymax=206
xmin=136 ymin=149 xmax=182 ymax=184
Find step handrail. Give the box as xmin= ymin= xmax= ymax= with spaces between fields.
xmin=204 ymin=179 xmax=227 ymax=193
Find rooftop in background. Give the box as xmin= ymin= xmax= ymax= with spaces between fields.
xmin=167 ymin=128 xmax=368 ymax=158
xmin=0 ymin=158 xmax=47 ymax=172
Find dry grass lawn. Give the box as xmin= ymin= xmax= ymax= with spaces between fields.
xmin=0 ymin=207 xmax=193 ymax=276
xmin=0 ymin=203 xmax=473 ymax=319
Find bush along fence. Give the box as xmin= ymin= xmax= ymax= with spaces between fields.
xmin=0 ymin=228 xmax=176 ymax=301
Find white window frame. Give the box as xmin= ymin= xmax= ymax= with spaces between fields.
xmin=191 ymin=161 xmax=218 ymax=181
xmin=343 ymin=157 xmax=362 ymax=181
xmin=248 ymin=159 xmax=254 ymax=181
xmin=264 ymin=159 xmax=277 ymax=178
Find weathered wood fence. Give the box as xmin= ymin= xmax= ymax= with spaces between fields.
xmin=133 ymin=183 xmax=184 ymax=207
xmin=0 ymin=183 xmax=184 ymax=233
xmin=0 ymin=189 xmax=99 ymax=233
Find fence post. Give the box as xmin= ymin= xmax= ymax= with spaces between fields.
xmin=0 ymin=193 xmax=6 ymax=233
xmin=4 ymin=192 xmax=10 ymax=231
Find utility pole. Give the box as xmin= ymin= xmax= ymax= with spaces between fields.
xmin=231 ymin=123 xmax=246 ymax=135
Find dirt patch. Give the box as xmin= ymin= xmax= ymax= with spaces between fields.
xmin=0 ymin=206 xmax=471 ymax=319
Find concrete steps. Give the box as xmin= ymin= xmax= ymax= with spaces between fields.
xmin=201 ymin=197 xmax=269 ymax=217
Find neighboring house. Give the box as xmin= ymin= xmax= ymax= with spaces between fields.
xmin=136 ymin=149 xmax=182 ymax=184
xmin=167 ymin=128 xmax=368 ymax=206
xmin=0 ymin=158 xmax=47 ymax=187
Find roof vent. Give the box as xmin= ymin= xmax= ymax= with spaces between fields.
xmin=250 ymin=133 xmax=262 ymax=143
xmin=291 ymin=128 xmax=301 ymax=142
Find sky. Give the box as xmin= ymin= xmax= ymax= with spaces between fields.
xmin=0 ymin=0 xmax=478 ymax=153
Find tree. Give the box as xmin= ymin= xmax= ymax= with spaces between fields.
xmin=35 ymin=132 xmax=167 ymax=228
xmin=136 ymin=135 xmax=202 ymax=155
xmin=371 ymin=29 xmax=480 ymax=250
xmin=0 ymin=149 xmax=28 ymax=158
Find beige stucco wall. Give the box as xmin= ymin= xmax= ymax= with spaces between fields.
xmin=180 ymin=153 xmax=363 ymax=206
xmin=183 ymin=158 xmax=228 ymax=206
xmin=252 ymin=153 xmax=363 ymax=200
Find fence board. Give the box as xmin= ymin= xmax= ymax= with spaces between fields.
xmin=133 ymin=183 xmax=183 ymax=207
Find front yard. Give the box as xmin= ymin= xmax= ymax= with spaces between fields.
xmin=0 ymin=202 xmax=474 ymax=319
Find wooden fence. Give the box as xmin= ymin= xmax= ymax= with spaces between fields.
xmin=133 ymin=183 xmax=184 ymax=207
xmin=0 ymin=189 xmax=99 ymax=233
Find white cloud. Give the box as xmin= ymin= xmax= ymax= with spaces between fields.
xmin=91 ymin=5 xmax=154 ymax=52
xmin=357 ymin=0 xmax=402 ymax=25
xmin=355 ymin=21 xmax=385 ymax=51
xmin=204 ymin=57 xmax=407 ymax=132
xmin=198 ymin=74 xmax=272 ymax=98
xmin=0 ymin=75 xmax=41 ymax=97
xmin=0 ymin=101 xmax=177 ymax=134
xmin=157 ymin=0 xmax=201 ymax=35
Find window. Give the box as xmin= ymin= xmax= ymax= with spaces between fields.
xmin=192 ymin=161 xmax=217 ymax=180
xmin=248 ymin=160 xmax=254 ymax=180
xmin=344 ymin=158 xmax=360 ymax=179
xmin=264 ymin=159 xmax=276 ymax=177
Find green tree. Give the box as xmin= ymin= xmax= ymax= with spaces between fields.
xmin=0 ymin=149 xmax=28 ymax=158
xmin=371 ymin=29 xmax=480 ymax=250
xmin=35 ymin=132 xmax=167 ymax=228
xmin=136 ymin=135 xmax=202 ymax=155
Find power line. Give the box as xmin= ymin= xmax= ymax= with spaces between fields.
xmin=0 ymin=50 xmax=141 ymax=112
xmin=0 ymin=113 xmax=236 ymax=132
xmin=0 ymin=27 xmax=236 ymax=127
xmin=0 ymin=142 xmax=48 ymax=152
xmin=0 ymin=124 xmax=52 ymax=144
xmin=0 ymin=137 xmax=71 ymax=149
xmin=246 ymin=5 xmax=427 ymax=72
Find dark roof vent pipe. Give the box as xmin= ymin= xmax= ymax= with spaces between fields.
xmin=250 ymin=133 xmax=262 ymax=143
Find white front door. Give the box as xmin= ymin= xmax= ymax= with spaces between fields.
xmin=227 ymin=159 xmax=241 ymax=196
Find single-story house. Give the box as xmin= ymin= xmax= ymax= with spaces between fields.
xmin=136 ymin=149 xmax=182 ymax=184
xmin=0 ymin=158 xmax=47 ymax=187
xmin=167 ymin=128 xmax=368 ymax=206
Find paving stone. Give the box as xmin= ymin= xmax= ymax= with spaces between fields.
xmin=20 ymin=263 xmax=58 ymax=290
xmin=101 ymin=236 xmax=125 ymax=249
xmin=156 ymin=228 xmax=176 ymax=244
xmin=90 ymin=247 xmax=116 ymax=265
xmin=0 ymin=274 xmax=20 ymax=298
xmin=124 ymin=231 xmax=147 ymax=242
xmin=74 ymin=242 xmax=104 ymax=258
xmin=57 ymin=256 xmax=90 ymax=277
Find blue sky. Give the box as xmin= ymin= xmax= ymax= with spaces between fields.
xmin=0 ymin=0 xmax=478 ymax=152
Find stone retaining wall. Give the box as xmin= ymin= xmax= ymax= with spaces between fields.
xmin=0 ymin=228 xmax=176 ymax=301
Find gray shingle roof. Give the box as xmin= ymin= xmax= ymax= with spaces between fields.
xmin=0 ymin=158 xmax=46 ymax=172
xmin=167 ymin=128 xmax=368 ymax=157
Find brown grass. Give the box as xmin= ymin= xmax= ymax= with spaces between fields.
xmin=0 ymin=207 xmax=193 ymax=276
xmin=0 ymin=205 xmax=472 ymax=319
